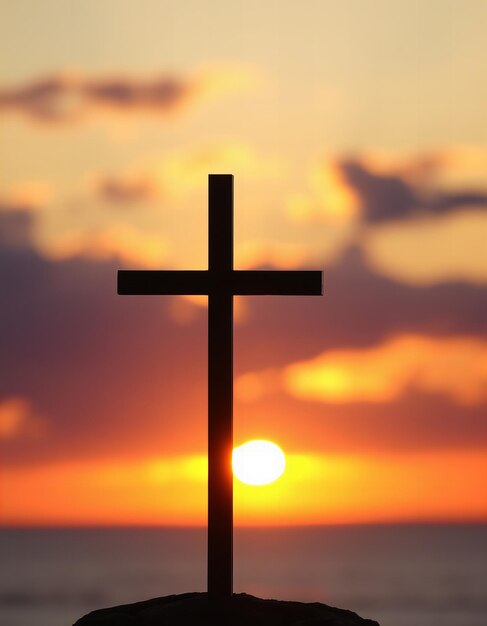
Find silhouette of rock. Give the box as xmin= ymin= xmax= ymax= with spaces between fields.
xmin=74 ymin=592 xmax=379 ymax=625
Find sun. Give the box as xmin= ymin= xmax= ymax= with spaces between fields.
xmin=232 ymin=440 xmax=286 ymax=486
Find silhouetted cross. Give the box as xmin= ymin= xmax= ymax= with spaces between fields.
xmin=118 ymin=175 xmax=323 ymax=598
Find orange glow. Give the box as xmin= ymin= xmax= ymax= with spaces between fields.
xmin=236 ymin=241 xmax=310 ymax=271
xmin=288 ymin=161 xmax=360 ymax=224
xmin=1 ymin=450 xmax=486 ymax=527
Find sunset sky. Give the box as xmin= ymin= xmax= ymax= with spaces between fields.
xmin=1 ymin=0 xmax=486 ymax=526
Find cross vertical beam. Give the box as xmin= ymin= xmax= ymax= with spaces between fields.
xmin=117 ymin=174 xmax=323 ymax=601
xmin=207 ymin=175 xmax=233 ymax=598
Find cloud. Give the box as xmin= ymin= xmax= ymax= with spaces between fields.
xmin=0 ymin=182 xmax=52 ymax=212
xmin=0 ymin=180 xmax=172 ymax=269
xmin=94 ymin=175 xmax=157 ymax=205
xmin=0 ymin=66 xmax=259 ymax=124
xmin=340 ymin=159 xmax=487 ymax=223
xmin=287 ymin=160 xmax=360 ymax=223
xmin=93 ymin=142 xmax=284 ymax=205
xmin=0 ymin=212 xmax=209 ymax=466
xmin=339 ymin=159 xmax=418 ymax=223
xmin=287 ymin=150 xmax=487 ymax=287
xmin=290 ymin=152 xmax=487 ymax=225
xmin=283 ymin=334 xmax=487 ymax=406
xmin=0 ymin=73 xmax=193 ymax=122
xmin=233 ymin=246 xmax=487 ymax=376
xmin=234 ymin=384 xmax=487 ymax=456
xmin=1 ymin=210 xmax=487 ymax=465
xmin=44 ymin=224 xmax=169 ymax=268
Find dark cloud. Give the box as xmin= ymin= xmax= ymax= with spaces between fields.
xmin=337 ymin=159 xmax=487 ymax=223
xmin=1 ymin=212 xmax=486 ymax=467
xmin=431 ymin=190 xmax=487 ymax=212
xmin=0 ymin=73 xmax=197 ymax=123
xmin=0 ymin=250 xmax=208 ymax=466
xmin=339 ymin=160 xmax=416 ymax=222
xmin=236 ymin=390 xmax=487 ymax=455
xmin=235 ymin=246 xmax=487 ymax=372
xmin=81 ymin=76 xmax=188 ymax=110
xmin=0 ymin=210 xmax=34 ymax=249
xmin=0 ymin=76 xmax=71 ymax=122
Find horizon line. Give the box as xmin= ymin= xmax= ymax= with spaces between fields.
xmin=2 ymin=519 xmax=487 ymax=531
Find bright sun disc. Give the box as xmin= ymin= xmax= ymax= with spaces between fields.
xmin=232 ymin=440 xmax=286 ymax=486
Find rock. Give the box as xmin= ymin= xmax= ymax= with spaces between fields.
xmin=74 ymin=592 xmax=380 ymax=625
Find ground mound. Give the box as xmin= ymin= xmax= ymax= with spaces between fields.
xmin=74 ymin=592 xmax=380 ymax=625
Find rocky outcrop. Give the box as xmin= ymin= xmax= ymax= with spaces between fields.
xmin=74 ymin=592 xmax=380 ymax=625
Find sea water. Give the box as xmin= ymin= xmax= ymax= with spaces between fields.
xmin=1 ymin=524 xmax=486 ymax=626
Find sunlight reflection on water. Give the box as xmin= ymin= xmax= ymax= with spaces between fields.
xmin=1 ymin=525 xmax=486 ymax=626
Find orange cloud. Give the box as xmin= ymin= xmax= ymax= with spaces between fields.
xmin=0 ymin=181 xmax=53 ymax=212
xmin=44 ymin=225 xmax=168 ymax=268
xmin=284 ymin=335 xmax=487 ymax=405
xmin=93 ymin=142 xmax=284 ymax=205
xmin=288 ymin=160 xmax=360 ymax=224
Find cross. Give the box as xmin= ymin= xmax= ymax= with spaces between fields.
xmin=117 ymin=174 xmax=323 ymax=598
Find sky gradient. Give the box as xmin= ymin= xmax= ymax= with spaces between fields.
xmin=1 ymin=0 xmax=486 ymax=526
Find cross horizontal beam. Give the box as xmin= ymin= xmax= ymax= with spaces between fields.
xmin=118 ymin=269 xmax=323 ymax=296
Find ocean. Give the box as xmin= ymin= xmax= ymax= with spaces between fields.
xmin=1 ymin=524 xmax=486 ymax=626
